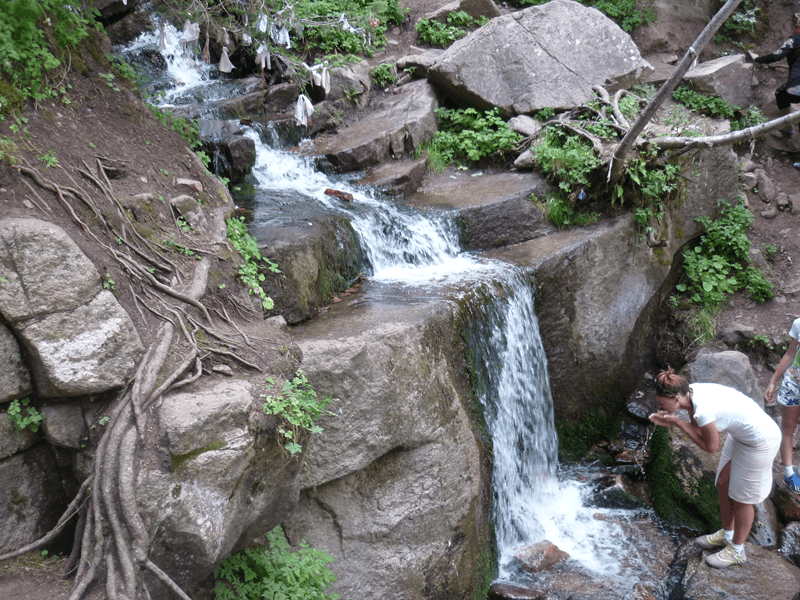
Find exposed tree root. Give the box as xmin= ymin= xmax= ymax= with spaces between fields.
xmin=3 ymin=162 xmax=270 ymax=600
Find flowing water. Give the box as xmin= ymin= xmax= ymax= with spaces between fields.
xmin=119 ymin=24 xmax=669 ymax=598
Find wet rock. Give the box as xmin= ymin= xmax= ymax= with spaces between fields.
xmin=514 ymin=541 xmax=570 ymax=573
xmin=356 ymin=158 xmax=429 ymax=195
xmin=681 ymin=543 xmax=800 ymax=599
xmin=427 ymin=0 xmax=652 ymax=115
xmin=780 ymin=521 xmax=800 ymax=567
xmin=487 ymin=582 xmax=548 ymax=600
xmin=749 ymin=499 xmax=778 ymax=547
xmin=772 ymin=474 xmax=800 ymax=523
xmin=406 ymin=170 xmax=555 ymax=250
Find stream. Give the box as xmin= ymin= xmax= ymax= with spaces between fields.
xmin=119 ymin=20 xmax=676 ymax=598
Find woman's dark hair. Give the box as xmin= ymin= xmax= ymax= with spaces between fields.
xmin=655 ymin=366 xmax=690 ymax=397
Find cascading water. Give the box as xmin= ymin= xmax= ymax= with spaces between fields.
xmin=119 ymin=24 xmax=665 ymax=597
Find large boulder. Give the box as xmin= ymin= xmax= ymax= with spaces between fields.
xmin=308 ymin=79 xmax=439 ymax=171
xmin=0 ymin=323 xmax=32 ymax=403
xmin=427 ymin=0 xmax=653 ymax=115
xmin=683 ymin=54 xmax=754 ymax=111
xmin=680 ymin=349 xmax=764 ymax=406
xmin=289 ymin=296 xmax=490 ymax=600
xmin=0 ymin=219 xmax=144 ymax=398
xmin=137 ymin=378 xmax=302 ymax=592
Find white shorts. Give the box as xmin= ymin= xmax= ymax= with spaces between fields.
xmin=715 ymin=430 xmax=780 ymax=504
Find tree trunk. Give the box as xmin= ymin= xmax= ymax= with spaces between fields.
xmin=606 ymin=0 xmax=746 ymax=185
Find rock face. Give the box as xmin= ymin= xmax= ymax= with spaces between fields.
xmin=289 ymin=297 xmax=491 ymax=600
xmin=683 ymin=54 xmax=753 ymax=110
xmin=138 ymin=378 xmax=302 ymax=591
xmin=483 ymin=146 xmax=739 ymax=421
xmin=309 ymin=79 xmax=439 ymax=171
xmin=427 ymin=0 xmax=653 ymax=115
xmin=0 ymin=219 xmax=144 ymax=398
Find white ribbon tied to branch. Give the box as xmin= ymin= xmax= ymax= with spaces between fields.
xmin=294 ymin=94 xmax=314 ymax=127
xmin=255 ymin=43 xmax=271 ymax=71
xmin=302 ymin=62 xmax=331 ymax=95
xmin=179 ymin=20 xmax=200 ymax=53
xmin=219 ymin=46 xmax=234 ymax=73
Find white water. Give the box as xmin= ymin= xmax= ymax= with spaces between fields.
xmin=121 ymin=25 xmax=649 ymax=591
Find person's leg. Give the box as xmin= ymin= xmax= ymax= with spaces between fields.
xmin=781 ymin=405 xmax=800 ymax=469
xmin=717 ymin=460 xmax=735 ymax=531
xmin=732 ymin=501 xmax=754 ymax=545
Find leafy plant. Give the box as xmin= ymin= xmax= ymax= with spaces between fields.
xmin=0 ymin=0 xmax=97 ymax=107
xmin=515 ymin=0 xmax=654 ymax=32
xmin=539 ymin=193 xmax=598 ymax=229
xmin=37 ymin=150 xmax=58 ymax=167
xmin=262 ymin=370 xmax=338 ymax=455
xmin=146 ymin=104 xmax=202 ymax=151
xmin=226 ymin=217 xmax=280 ymax=311
xmin=671 ymin=87 xmax=737 ymax=119
xmin=532 ymin=126 xmax=598 ymax=192
xmin=7 ymin=398 xmax=43 ymax=433
xmin=421 ymin=107 xmax=522 ymax=171
xmin=415 ymin=11 xmax=487 ymax=47
xmin=722 ymin=0 xmax=759 ymax=37
xmin=102 ymin=273 xmax=116 ymax=291
xmin=731 ymin=105 xmax=768 ymax=132
xmin=762 ymin=243 xmax=778 ymax=260
xmin=214 ymin=526 xmax=339 ymax=600
xmin=370 ymin=63 xmax=396 ymax=87
xmin=675 ymin=201 xmax=774 ymax=308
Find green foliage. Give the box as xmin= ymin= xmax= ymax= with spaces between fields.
xmin=146 ymin=104 xmax=202 ymax=150
xmin=415 ymin=11 xmax=488 ymax=47
xmin=7 ymin=398 xmax=43 ymax=433
xmin=555 ymin=404 xmax=620 ymax=462
xmin=649 ymin=426 xmax=722 ymax=532
xmin=676 ymin=201 xmax=773 ymax=308
xmin=539 ymin=193 xmax=598 ymax=229
xmin=722 ymin=0 xmax=759 ymax=37
xmin=762 ymin=243 xmax=778 ymax=259
xmin=684 ymin=307 xmax=719 ymax=346
xmin=624 ymin=155 xmax=681 ymax=222
xmin=370 ymin=63 xmax=396 ymax=87
xmin=730 ymin=105 xmax=768 ymax=132
xmin=214 ymin=526 xmax=339 ymax=600
xmin=262 ymin=371 xmax=337 ymax=455
xmin=226 ymin=217 xmax=280 ymax=312
xmin=532 ymin=126 xmax=598 ymax=192
xmin=671 ymin=87 xmax=737 ymax=119
xmin=0 ymin=0 xmax=97 ymax=105
xmin=516 ymin=0 xmax=654 ymax=31
xmin=534 ymin=107 xmax=555 ymax=122
xmin=422 ymin=107 xmax=522 ymax=171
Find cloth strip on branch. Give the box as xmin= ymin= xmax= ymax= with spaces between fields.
xmin=219 ymin=47 xmax=234 ymax=73
xmin=256 ymin=43 xmax=271 ymax=70
xmin=294 ymin=94 xmax=314 ymax=126
xmin=302 ymin=62 xmax=331 ymax=94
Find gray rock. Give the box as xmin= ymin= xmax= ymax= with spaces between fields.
xmin=356 ymin=158 xmax=429 ymax=195
xmin=0 ymin=323 xmax=32 ymax=403
xmin=780 ymin=521 xmax=800 ymax=567
xmin=397 ymin=49 xmax=445 ymax=79
xmin=757 ymin=170 xmax=777 ymax=202
xmin=683 ymin=54 xmax=753 ymax=110
xmin=41 ymin=402 xmax=88 ymax=450
xmin=0 ymin=412 xmax=41 ymax=460
xmin=406 ymin=170 xmax=555 ymax=250
xmin=748 ymin=499 xmax=778 ymax=547
xmin=198 ymin=119 xmax=256 ymax=185
xmin=171 ymin=194 xmax=209 ymax=232
xmin=680 ymin=350 xmax=763 ymax=405
xmin=19 ymin=291 xmax=144 ymax=398
xmin=423 ymin=0 xmax=500 ymax=22
xmin=778 ymin=192 xmax=792 ymax=211
xmin=507 ymin=115 xmax=541 ymax=137
xmin=0 ymin=444 xmax=68 ymax=553
xmin=139 ymin=378 xmax=302 ymax=592
xmin=741 ymin=159 xmax=758 ymax=173
xmin=720 ymin=322 xmax=755 ymax=345
xmin=742 ymin=172 xmax=758 ymax=190
xmin=289 ymin=298 xmax=488 ymax=600
xmin=762 ymin=206 xmax=779 ymax=219
xmin=513 ymin=148 xmax=536 ymax=170
xmin=309 ymin=79 xmax=438 ymax=171
xmin=682 ymin=543 xmax=800 ymax=599
xmin=327 ymin=61 xmax=372 ymax=106
xmin=0 ymin=218 xmax=101 ymax=323
xmin=427 ymin=0 xmax=652 ymax=115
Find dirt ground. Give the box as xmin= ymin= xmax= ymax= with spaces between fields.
xmin=4 ymin=1 xmax=800 ymax=599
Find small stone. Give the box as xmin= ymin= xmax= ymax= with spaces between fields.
xmin=212 ymin=364 xmax=233 ymax=376
xmin=761 ymin=206 xmax=779 ymax=219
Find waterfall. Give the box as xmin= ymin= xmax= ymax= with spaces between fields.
xmin=119 ymin=24 xmax=654 ymax=594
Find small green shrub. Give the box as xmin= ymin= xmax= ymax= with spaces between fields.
xmin=370 ymin=63 xmax=396 ymax=87
xmin=722 ymin=0 xmax=759 ymax=37
xmin=671 ymin=87 xmax=737 ymax=119
xmin=7 ymin=398 xmax=43 ymax=433
xmin=422 ymin=107 xmax=522 ymax=171
xmin=515 ymin=0 xmax=654 ymax=31
xmin=415 ymin=11 xmax=488 ymax=47
xmin=532 ymin=126 xmax=599 ymax=192
xmin=226 ymin=217 xmax=280 ymax=312
xmin=676 ymin=201 xmax=773 ymax=308
xmin=262 ymin=370 xmax=337 ymax=455
xmin=214 ymin=526 xmax=339 ymax=600
xmin=540 ymin=193 xmax=598 ymax=229
xmin=731 ymin=105 xmax=768 ymax=132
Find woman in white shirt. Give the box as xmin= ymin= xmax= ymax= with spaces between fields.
xmin=649 ymin=366 xmax=780 ymax=569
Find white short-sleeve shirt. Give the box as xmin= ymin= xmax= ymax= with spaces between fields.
xmin=691 ymin=382 xmax=779 ymax=446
